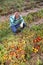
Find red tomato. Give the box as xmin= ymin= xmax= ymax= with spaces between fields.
xmin=16 ymin=47 xmax=19 ymax=50
xmin=36 ymin=38 xmax=40 ymax=42
xmin=37 ymin=36 xmax=42 ymax=40
xmin=16 ymin=54 xmax=20 ymax=58
xmin=33 ymin=39 xmax=37 ymax=43
xmin=14 ymin=52 xmax=16 ymax=56
xmin=36 ymin=36 xmax=42 ymax=42
xmin=36 ymin=45 xmax=40 ymax=50
xmin=10 ymin=51 xmax=14 ymax=56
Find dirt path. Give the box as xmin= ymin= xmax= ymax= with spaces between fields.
xmin=29 ymin=19 xmax=43 ymax=28
xmin=0 ymin=7 xmax=43 ymax=22
xmin=21 ymin=7 xmax=43 ymax=16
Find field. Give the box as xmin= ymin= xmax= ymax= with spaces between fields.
xmin=0 ymin=0 xmax=43 ymax=65
xmin=0 ymin=0 xmax=43 ymax=15
xmin=0 ymin=8 xmax=43 ymax=65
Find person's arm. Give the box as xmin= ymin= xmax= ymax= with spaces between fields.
xmin=10 ymin=15 xmax=14 ymax=26
xmin=19 ymin=15 xmax=25 ymax=28
xmin=20 ymin=15 xmax=25 ymax=23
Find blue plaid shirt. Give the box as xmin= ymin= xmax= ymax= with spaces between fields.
xmin=10 ymin=15 xmax=24 ymax=26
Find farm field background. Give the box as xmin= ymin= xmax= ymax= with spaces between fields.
xmin=0 ymin=0 xmax=43 ymax=15
xmin=0 ymin=0 xmax=43 ymax=65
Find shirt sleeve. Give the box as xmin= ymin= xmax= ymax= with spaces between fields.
xmin=20 ymin=15 xmax=25 ymax=23
xmin=10 ymin=15 xmax=15 ymax=26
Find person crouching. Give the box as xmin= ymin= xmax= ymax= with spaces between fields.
xmin=10 ymin=12 xmax=26 ymax=33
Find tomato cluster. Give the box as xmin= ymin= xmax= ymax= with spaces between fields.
xmin=33 ymin=44 xmax=40 ymax=53
xmin=33 ymin=36 xmax=42 ymax=53
xmin=33 ymin=36 xmax=42 ymax=43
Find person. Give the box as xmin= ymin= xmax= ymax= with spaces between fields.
xmin=10 ymin=12 xmax=26 ymax=33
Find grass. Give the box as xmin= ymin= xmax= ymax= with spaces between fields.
xmin=0 ymin=21 xmax=43 ymax=65
xmin=0 ymin=9 xmax=43 ymax=65
xmin=23 ymin=9 xmax=43 ymax=24
xmin=0 ymin=0 xmax=25 ymax=15
xmin=0 ymin=0 xmax=43 ymax=15
xmin=0 ymin=9 xmax=43 ymax=42
xmin=0 ymin=18 xmax=43 ymax=65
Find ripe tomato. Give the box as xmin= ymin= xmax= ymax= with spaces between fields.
xmin=13 ymin=52 xmax=16 ymax=56
xmin=33 ymin=39 xmax=37 ymax=43
xmin=10 ymin=51 xmax=14 ymax=56
xmin=36 ymin=36 xmax=42 ymax=42
xmin=36 ymin=38 xmax=40 ymax=42
xmin=37 ymin=36 xmax=42 ymax=40
xmin=36 ymin=45 xmax=40 ymax=50
xmin=16 ymin=54 xmax=20 ymax=58
xmin=10 ymin=44 xmax=15 ymax=48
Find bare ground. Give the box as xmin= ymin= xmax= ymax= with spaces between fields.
xmin=0 ymin=6 xmax=43 ymax=22
xmin=29 ymin=19 xmax=43 ymax=28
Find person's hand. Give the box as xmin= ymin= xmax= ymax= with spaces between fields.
xmin=20 ymin=22 xmax=23 ymax=28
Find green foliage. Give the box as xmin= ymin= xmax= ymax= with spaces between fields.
xmin=24 ymin=9 xmax=43 ymax=24
xmin=0 ymin=8 xmax=43 ymax=65
xmin=0 ymin=0 xmax=43 ymax=15
xmin=26 ymin=14 xmax=33 ymax=22
xmin=36 ymin=58 xmax=43 ymax=65
xmin=0 ymin=22 xmax=43 ymax=65
xmin=39 ymin=63 xmax=43 ymax=65
xmin=25 ymin=43 xmax=33 ymax=60
xmin=19 ymin=62 xmax=26 ymax=65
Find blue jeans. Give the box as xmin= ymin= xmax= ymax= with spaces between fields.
xmin=11 ymin=23 xmax=26 ymax=33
